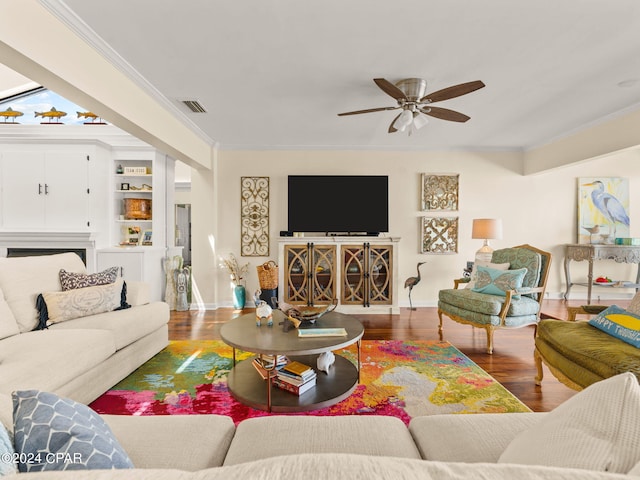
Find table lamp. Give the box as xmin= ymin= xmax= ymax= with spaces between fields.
xmin=472 ymin=218 xmax=503 ymax=263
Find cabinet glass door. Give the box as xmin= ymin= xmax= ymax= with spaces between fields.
xmin=341 ymin=244 xmax=392 ymax=306
xmin=310 ymin=245 xmax=336 ymax=304
xmin=284 ymin=245 xmax=309 ymax=304
xmin=368 ymin=246 xmax=392 ymax=305
xmin=341 ymin=245 xmax=366 ymax=305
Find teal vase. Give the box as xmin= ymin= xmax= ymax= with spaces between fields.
xmin=233 ymin=285 xmax=246 ymax=309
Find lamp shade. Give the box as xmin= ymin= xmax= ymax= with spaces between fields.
xmin=472 ymin=218 xmax=503 ymax=240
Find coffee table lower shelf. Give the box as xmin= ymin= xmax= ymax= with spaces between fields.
xmin=226 ymin=354 xmax=358 ymax=412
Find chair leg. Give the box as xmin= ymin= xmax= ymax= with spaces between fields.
xmin=534 ymin=348 xmax=544 ymax=386
xmin=437 ymin=308 xmax=444 ymax=340
xmin=485 ymin=326 xmax=494 ymax=354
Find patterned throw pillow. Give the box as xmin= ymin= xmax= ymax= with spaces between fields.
xmin=465 ymin=262 xmax=510 ymax=289
xmin=471 ymin=266 xmax=527 ymax=297
xmin=37 ymin=278 xmax=128 ymax=328
xmin=59 ymin=266 xmax=119 ymax=291
xmin=0 ymin=421 xmax=16 ymax=475
xmin=12 ymin=390 xmax=134 ymax=472
xmin=588 ymin=305 xmax=640 ymax=348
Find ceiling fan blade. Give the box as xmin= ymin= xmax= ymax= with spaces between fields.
xmin=337 ymin=106 xmax=399 ymax=116
xmin=419 ymin=80 xmax=485 ymax=104
xmin=373 ymin=78 xmax=407 ymax=101
xmin=420 ymin=106 xmax=470 ymax=123
xmin=388 ymin=113 xmax=402 ymax=133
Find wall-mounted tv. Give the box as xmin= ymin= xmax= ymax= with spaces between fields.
xmin=287 ymin=175 xmax=389 ymax=234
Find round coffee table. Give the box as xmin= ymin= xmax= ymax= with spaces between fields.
xmin=220 ymin=309 xmax=363 ymax=412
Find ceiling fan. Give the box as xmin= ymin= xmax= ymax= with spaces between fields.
xmin=337 ymin=78 xmax=485 ymax=134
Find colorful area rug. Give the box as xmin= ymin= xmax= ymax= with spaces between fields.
xmin=90 ymin=340 xmax=530 ymax=425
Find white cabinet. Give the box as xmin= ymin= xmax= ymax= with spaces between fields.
xmin=0 ymin=151 xmax=89 ymax=229
xmin=96 ymin=247 xmax=165 ymax=301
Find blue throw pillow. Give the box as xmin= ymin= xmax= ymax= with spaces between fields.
xmin=472 ymin=266 xmax=527 ymax=297
xmin=12 ymin=390 xmax=134 ymax=472
xmin=588 ymin=305 xmax=640 ymax=348
xmin=0 ymin=421 xmax=17 ymax=475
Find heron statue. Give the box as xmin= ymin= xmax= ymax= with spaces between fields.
xmin=404 ymin=262 xmax=425 ymax=311
xmin=583 ymin=180 xmax=630 ymax=239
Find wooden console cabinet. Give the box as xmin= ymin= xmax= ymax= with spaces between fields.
xmin=278 ymin=236 xmax=400 ymax=314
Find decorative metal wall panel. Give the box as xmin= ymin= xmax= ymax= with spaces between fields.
xmin=421 ymin=217 xmax=458 ymax=254
xmin=421 ymin=173 xmax=459 ymax=211
xmin=241 ymin=176 xmax=269 ymax=256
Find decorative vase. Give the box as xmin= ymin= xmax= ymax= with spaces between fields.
xmin=233 ymin=285 xmax=246 ymax=310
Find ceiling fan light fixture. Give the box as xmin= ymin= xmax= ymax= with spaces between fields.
xmin=413 ymin=113 xmax=429 ymax=130
xmin=394 ymin=109 xmax=413 ymax=131
xmin=338 ymin=77 xmax=485 ymax=134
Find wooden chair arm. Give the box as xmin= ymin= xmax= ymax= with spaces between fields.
xmin=566 ymin=304 xmax=608 ymax=321
xmin=454 ymin=278 xmax=470 ymax=289
xmin=497 ymin=287 xmax=545 ymax=321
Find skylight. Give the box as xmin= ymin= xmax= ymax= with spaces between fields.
xmin=0 ymin=88 xmax=106 ymax=125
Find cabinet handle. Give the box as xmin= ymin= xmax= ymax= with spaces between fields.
xmin=38 ymin=183 xmax=42 ymax=195
xmin=45 ymin=184 xmax=49 ymax=195
xmin=120 ymin=267 xmax=124 ymax=277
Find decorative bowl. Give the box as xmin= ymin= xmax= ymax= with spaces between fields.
xmin=294 ymin=300 xmax=338 ymax=323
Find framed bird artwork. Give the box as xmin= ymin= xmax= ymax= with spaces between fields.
xmin=578 ymin=177 xmax=630 ymax=244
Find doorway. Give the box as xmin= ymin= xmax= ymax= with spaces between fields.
xmin=175 ymin=204 xmax=191 ymax=266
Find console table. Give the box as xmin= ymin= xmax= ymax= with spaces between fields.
xmin=564 ymin=244 xmax=640 ymax=302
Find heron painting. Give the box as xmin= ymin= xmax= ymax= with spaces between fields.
xmin=578 ymin=177 xmax=630 ymax=244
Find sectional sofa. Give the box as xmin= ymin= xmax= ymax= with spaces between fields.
xmin=1 ymin=253 xmax=639 ymax=478
xmin=0 ymin=252 xmax=169 ymax=416
xmin=1 ymin=372 xmax=639 ymax=478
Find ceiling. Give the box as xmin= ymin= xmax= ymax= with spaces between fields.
xmin=10 ymin=1 xmax=640 ymax=151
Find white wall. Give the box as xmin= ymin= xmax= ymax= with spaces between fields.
xmin=192 ymin=147 xmax=640 ymax=308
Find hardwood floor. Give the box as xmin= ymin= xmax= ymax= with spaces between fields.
xmin=168 ymin=299 xmax=624 ymax=413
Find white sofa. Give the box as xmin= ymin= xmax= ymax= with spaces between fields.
xmin=0 ymin=255 xmax=638 ymax=478
xmin=0 ymin=252 xmax=169 ymax=412
xmin=1 ymin=367 xmax=639 ymax=478
xmin=111 ymin=372 xmax=635 ymax=478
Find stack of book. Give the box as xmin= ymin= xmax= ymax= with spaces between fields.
xmin=252 ymin=354 xmax=288 ymax=380
xmin=273 ymin=360 xmax=317 ymax=395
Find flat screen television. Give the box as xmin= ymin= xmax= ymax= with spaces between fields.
xmin=287 ymin=175 xmax=389 ymax=234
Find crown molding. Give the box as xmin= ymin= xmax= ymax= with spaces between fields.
xmin=38 ymin=0 xmax=216 ymax=148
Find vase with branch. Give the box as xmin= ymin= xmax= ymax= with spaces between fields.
xmin=220 ymin=253 xmax=249 ymax=309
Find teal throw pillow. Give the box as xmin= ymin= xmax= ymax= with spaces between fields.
xmin=472 ymin=266 xmax=527 ymax=297
xmin=0 ymin=421 xmax=16 ymax=475
xmin=12 ymin=390 xmax=134 ymax=472
xmin=588 ymin=305 xmax=640 ymax=348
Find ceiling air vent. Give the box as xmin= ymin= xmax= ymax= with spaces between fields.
xmin=181 ymin=99 xmax=207 ymax=113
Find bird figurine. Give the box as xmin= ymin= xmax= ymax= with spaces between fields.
xmin=404 ymin=262 xmax=425 ymax=311
xmin=581 ymin=224 xmax=600 ymax=244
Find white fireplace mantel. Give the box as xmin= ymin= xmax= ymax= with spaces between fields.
xmin=0 ymin=231 xmax=97 ymax=271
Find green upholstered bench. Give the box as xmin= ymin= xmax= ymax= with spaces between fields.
xmin=534 ymin=318 xmax=640 ymax=390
